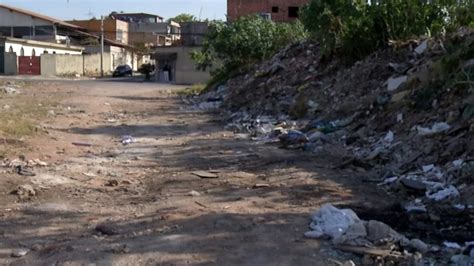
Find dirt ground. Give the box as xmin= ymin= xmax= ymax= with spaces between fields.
xmin=0 ymin=79 xmax=392 ymax=265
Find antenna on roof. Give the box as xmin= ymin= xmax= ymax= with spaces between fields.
xmin=199 ymin=6 xmax=203 ymax=21
xmin=86 ymin=8 xmax=95 ymax=19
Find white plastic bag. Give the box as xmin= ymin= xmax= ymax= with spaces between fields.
xmin=308 ymin=204 xmax=361 ymax=239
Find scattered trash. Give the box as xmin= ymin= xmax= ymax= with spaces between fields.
xmin=1 ymin=86 xmax=18 ymax=94
xmin=414 ymin=40 xmax=429 ymax=54
xmin=416 ymin=122 xmax=451 ymax=136
xmin=72 ymin=142 xmax=93 ymax=147
xmin=444 ymin=241 xmax=462 ymax=250
xmin=121 ymin=135 xmax=135 ymax=145
xmin=426 ymin=185 xmax=460 ymax=201
xmin=253 ymin=183 xmax=270 ymax=188
xmin=11 ymin=249 xmax=28 ymax=258
xmin=15 ymin=166 xmax=36 ymax=177
xmin=387 ymin=76 xmax=408 ymax=92
xmin=187 ymin=190 xmax=201 ymax=196
xmin=192 ymin=171 xmax=219 ymax=179
xmin=11 ymin=184 xmax=36 ymax=199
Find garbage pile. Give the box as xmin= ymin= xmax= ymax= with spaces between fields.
xmin=305 ymin=204 xmax=474 ymax=265
xmin=192 ymin=28 xmax=474 ymax=262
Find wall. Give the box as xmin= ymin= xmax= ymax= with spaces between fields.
xmin=180 ymin=22 xmax=209 ymax=46
xmin=5 ymin=40 xmax=82 ymax=56
xmin=41 ymin=53 xmax=113 ymax=76
xmin=153 ymin=46 xmax=211 ymax=85
xmin=227 ymin=0 xmax=310 ymax=22
xmin=68 ymin=19 xmax=129 ymax=44
xmin=3 ymin=52 xmax=17 ymax=75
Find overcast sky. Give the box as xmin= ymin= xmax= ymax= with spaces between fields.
xmin=0 ymin=0 xmax=227 ymax=21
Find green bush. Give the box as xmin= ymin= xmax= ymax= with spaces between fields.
xmin=300 ymin=0 xmax=474 ymax=62
xmin=191 ymin=16 xmax=307 ymax=83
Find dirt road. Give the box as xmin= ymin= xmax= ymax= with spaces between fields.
xmin=0 ymin=79 xmax=390 ymax=265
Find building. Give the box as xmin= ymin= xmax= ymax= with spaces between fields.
xmin=0 ymin=4 xmax=90 ymax=45
xmin=227 ymin=0 xmax=310 ymax=22
xmin=151 ymin=22 xmax=210 ymax=84
xmin=1 ymin=37 xmax=84 ymax=75
xmin=67 ymin=18 xmax=130 ymax=45
xmin=111 ymin=12 xmax=180 ymax=47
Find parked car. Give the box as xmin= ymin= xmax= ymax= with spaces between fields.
xmin=112 ymin=65 xmax=133 ymax=77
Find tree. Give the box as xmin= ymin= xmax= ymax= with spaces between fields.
xmin=167 ymin=13 xmax=197 ymax=23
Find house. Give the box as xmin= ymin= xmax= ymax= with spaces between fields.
xmin=0 ymin=4 xmax=90 ymax=45
xmin=1 ymin=36 xmax=83 ymax=75
xmin=151 ymin=22 xmax=211 ymax=84
xmin=111 ymin=12 xmax=180 ymax=47
xmin=67 ymin=18 xmax=130 ymax=45
xmin=227 ymin=0 xmax=310 ymax=22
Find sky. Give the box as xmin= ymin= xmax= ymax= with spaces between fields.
xmin=0 ymin=0 xmax=227 ymax=21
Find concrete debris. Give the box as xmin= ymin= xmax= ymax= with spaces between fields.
xmin=414 ymin=40 xmax=429 ymax=55
xmin=387 ymin=76 xmax=408 ymax=92
xmin=416 ymin=122 xmax=451 ymax=136
xmin=189 ymin=32 xmax=474 ymax=263
xmin=1 ymin=86 xmax=19 ymax=94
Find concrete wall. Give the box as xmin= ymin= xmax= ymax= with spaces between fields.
xmin=3 ymin=52 xmax=17 ymax=75
xmin=154 ymin=46 xmax=211 ymax=85
xmin=41 ymin=53 xmax=113 ymax=76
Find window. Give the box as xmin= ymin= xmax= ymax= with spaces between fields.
xmin=20 ymin=47 xmax=24 ymax=56
xmin=44 ymin=50 xmax=48 ymax=54
xmin=117 ymin=29 xmax=124 ymax=42
xmin=9 ymin=46 xmax=13 ymax=53
xmin=272 ymin=6 xmax=279 ymax=13
xmin=32 ymin=49 xmax=36 ymax=56
xmin=288 ymin=6 xmax=299 ymax=18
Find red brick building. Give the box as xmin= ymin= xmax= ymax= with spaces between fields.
xmin=227 ymin=0 xmax=310 ymax=22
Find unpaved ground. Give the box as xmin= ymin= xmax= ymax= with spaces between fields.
xmin=0 ymin=79 xmax=391 ymax=265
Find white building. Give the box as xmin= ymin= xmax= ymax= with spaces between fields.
xmin=2 ymin=37 xmax=83 ymax=56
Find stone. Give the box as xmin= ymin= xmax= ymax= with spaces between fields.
xmin=95 ymin=224 xmax=119 ymax=235
xmin=450 ymin=255 xmax=473 ymax=266
xmin=366 ymin=220 xmax=401 ymax=244
xmin=13 ymin=184 xmax=36 ymax=199
xmin=1 ymin=86 xmax=18 ymax=94
xmin=105 ymin=180 xmax=119 ymax=187
xmin=409 ymin=238 xmax=429 ymax=254
xmin=387 ymin=76 xmax=408 ymax=92
xmin=400 ymin=178 xmax=427 ymax=191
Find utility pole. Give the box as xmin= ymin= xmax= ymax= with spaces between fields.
xmin=100 ymin=15 xmax=104 ymax=77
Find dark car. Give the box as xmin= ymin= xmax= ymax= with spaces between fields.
xmin=112 ymin=65 xmax=133 ymax=77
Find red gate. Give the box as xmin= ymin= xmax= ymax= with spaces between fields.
xmin=18 ymin=56 xmax=41 ymax=75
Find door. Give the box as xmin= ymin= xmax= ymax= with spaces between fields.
xmin=18 ymin=56 xmax=41 ymax=75
xmin=0 ymin=47 xmax=4 ymax=74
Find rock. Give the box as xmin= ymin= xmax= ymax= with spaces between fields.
xmin=409 ymin=238 xmax=429 ymax=254
xmin=279 ymin=130 xmax=309 ymax=146
xmin=387 ymin=76 xmax=408 ymax=92
xmin=416 ymin=122 xmax=451 ymax=136
xmin=11 ymin=249 xmax=28 ymax=258
xmin=192 ymin=171 xmax=218 ymax=179
xmin=95 ymin=224 xmax=119 ymax=235
xmin=415 ymin=40 xmax=429 ymax=55
xmin=304 ymin=230 xmax=324 ymax=239
xmin=307 ymin=130 xmax=324 ymax=142
xmin=400 ymin=178 xmax=427 ymax=191
xmin=105 ymin=180 xmax=119 ymax=187
xmin=450 ymin=255 xmax=473 ymax=266
xmin=365 ymin=220 xmax=401 ymax=244
xmin=391 ymin=90 xmax=410 ymax=102
xmin=12 ymin=184 xmax=36 ymax=199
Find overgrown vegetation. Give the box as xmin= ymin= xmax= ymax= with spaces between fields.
xmin=191 ymin=16 xmax=307 ymax=87
xmin=300 ymin=0 xmax=474 ymax=62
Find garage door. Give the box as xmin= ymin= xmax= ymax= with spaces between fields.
xmin=18 ymin=56 xmax=41 ymax=75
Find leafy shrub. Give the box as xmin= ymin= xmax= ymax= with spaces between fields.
xmin=300 ymin=0 xmax=474 ymax=62
xmin=191 ymin=16 xmax=307 ymax=83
